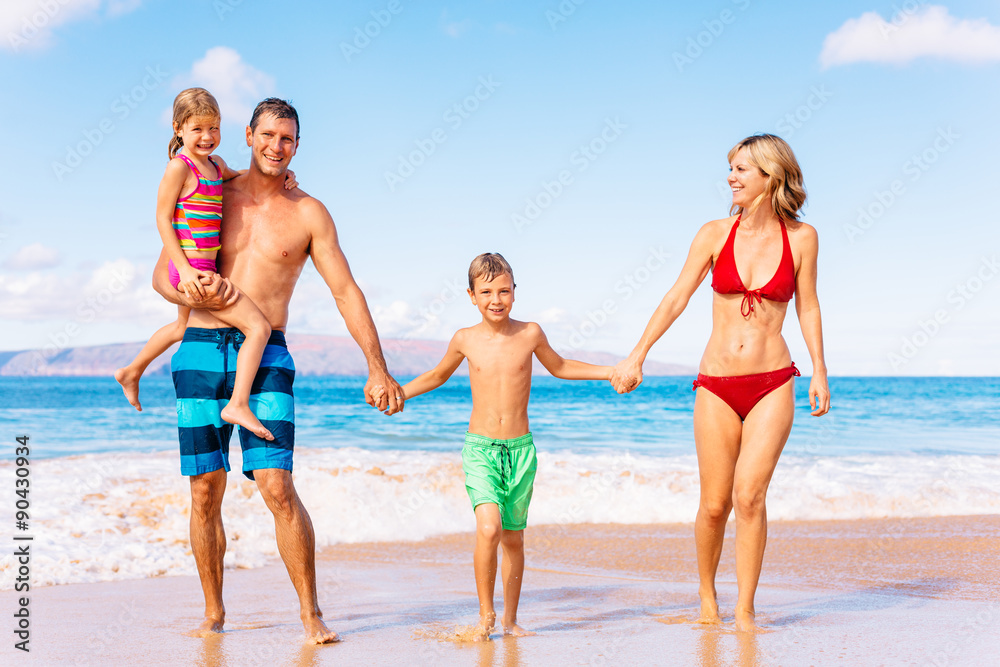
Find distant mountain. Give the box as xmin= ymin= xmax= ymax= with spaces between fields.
xmin=0 ymin=334 xmax=695 ymax=377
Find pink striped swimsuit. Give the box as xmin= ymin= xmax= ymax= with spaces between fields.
xmin=168 ymin=154 xmax=223 ymax=290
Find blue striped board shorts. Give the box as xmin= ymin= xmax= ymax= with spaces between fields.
xmin=171 ymin=327 xmax=295 ymax=479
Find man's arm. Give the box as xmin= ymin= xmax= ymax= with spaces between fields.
xmin=532 ymin=324 xmax=613 ymax=381
xmin=305 ymin=200 xmax=404 ymax=415
xmin=151 ymin=248 xmax=239 ymax=310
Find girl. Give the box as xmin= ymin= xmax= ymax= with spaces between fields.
xmin=115 ymin=88 xmax=294 ymax=440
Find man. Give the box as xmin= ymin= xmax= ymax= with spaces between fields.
xmin=153 ymin=98 xmax=404 ymax=644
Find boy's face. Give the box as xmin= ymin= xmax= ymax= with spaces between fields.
xmin=468 ymin=272 xmax=514 ymax=323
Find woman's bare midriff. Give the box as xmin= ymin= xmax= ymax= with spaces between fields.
xmin=699 ymin=294 xmax=792 ymax=376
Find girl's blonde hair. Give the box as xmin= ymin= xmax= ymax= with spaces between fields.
xmin=168 ymin=88 xmax=221 ymax=158
xmin=728 ymin=134 xmax=807 ymax=221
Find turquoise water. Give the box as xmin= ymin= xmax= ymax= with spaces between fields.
xmin=2 ymin=376 xmax=997 ymax=459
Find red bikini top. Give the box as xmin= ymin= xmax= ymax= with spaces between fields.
xmin=711 ymin=216 xmax=795 ymax=317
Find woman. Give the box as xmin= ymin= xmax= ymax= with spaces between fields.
xmin=611 ymin=134 xmax=830 ymax=632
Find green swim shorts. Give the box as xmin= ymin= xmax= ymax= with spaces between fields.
xmin=462 ymin=432 xmax=537 ymax=531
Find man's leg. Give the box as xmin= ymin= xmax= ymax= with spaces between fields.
xmin=254 ymin=468 xmax=339 ymax=644
xmin=189 ymin=468 xmax=228 ymax=635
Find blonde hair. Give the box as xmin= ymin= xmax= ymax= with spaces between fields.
xmin=468 ymin=253 xmax=515 ymax=290
xmin=168 ymin=88 xmax=221 ymax=158
xmin=727 ymin=134 xmax=807 ymax=221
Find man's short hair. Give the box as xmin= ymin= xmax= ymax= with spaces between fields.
xmin=250 ymin=98 xmax=300 ymax=138
xmin=468 ymin=253 xmax=515 ymax=290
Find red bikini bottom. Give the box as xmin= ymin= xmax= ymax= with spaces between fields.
xmin=692 ymin=363 xmax=800 ymax=421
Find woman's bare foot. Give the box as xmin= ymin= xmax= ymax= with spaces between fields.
xmin=221 ymin=403 xmax=274 ymax=440
xmin=114 ymin=367 xmax=142 ymax=411
xmin=734 ymin=607 xmax=759 ymax=632
xmin=302 ymin=614 xmax=339 ymax=644
xmin=190 ymin=614 xmax=224 ymax=637
xmin=502 ymin=622 xmax=536 ymax=637
xmin=697 ymin=591 xmax=722 ymax=624
xmin=472 ymin=612 xmax=496 ymax=642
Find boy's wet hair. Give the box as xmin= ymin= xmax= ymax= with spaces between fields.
xmin=468 ymin=253 xmax=515 ymax=290
xmin=250 ymin=98 xmax=300 ymax=138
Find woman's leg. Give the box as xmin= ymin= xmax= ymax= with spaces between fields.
xmin=693 ymin=387 xmax=744 ymax=623
xmin=732 ymin=378 xmax=795 ymax=631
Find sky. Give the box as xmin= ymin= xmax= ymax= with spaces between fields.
xmin=0 ymin=0 xmax=997 ymax=375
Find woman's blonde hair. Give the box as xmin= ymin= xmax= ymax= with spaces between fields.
xmin=168 ymin=88 xmax=221 ymax=158
xmin=728 ymin=134 xmax=807 ymax=221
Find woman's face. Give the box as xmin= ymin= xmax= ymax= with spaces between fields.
xmin=727 ymin=147 xmax=768 ymax=211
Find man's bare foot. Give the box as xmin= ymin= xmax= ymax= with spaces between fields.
xmin=221 ymin=403 xmax=274 ymax=440
xmin=502 ymin=622 xmax=536 ymax=637
xmin=697 ymin=594 xmax=722 ymax=624
xmin=302 ymin=614 xmax=340 ymax=644
xmin=734 ymin=607 xmax=759 ymax=632
xmin=472 ymin=612 xmax=496 ymax=642
xmin=191 ymin=614 xmax=224 ymax=637
xmin=114 ymin=367 xmax=142 ymax=411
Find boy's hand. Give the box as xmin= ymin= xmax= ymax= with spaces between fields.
xmin=284 ymin=170 xmax=298 ymax=190
xmin=610 ymin=357 xmax=642 ymax=394
xmin=365 ymin=371 xmax=405 ymax=415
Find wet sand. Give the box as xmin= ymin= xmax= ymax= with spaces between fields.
xmin=6 ymin=516 xmax=998 ymax=666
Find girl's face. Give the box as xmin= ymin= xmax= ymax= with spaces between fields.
xmin=176 ymin=115 xmax=221 ymax=158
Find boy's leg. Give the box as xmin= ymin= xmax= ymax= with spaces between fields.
xmin=115 ymin=307 xmax=189 ymax=411
xmin=473 ymin=503 xmax=503 ymax=640
xmin=211 ymin=295 xmax=273 ymax=440
xmin=499 ymin=529 xmax=535 ymax=636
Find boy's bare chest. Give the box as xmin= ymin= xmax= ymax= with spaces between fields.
xmin=465 ymin=343 xmax=533 ymax=377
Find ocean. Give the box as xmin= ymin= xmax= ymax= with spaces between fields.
xmin=1 ymin=375 xmax=998 ymax=588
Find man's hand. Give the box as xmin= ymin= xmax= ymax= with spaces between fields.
xmin=180 ymin=273 xmax=239 ymax=310
xmin=365 ymin=371 xmax=405 ymax=415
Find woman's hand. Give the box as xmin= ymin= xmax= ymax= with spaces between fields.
xmin=809 ymin=370 xmax=830 ymax=416
xmin=610 ymin=354 xmax=643 ymax=394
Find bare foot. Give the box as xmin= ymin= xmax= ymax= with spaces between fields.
xmin=114 ymin=367 xmax=142 ymax=411
xmin=221 ymin=403 xmax=274 ymax=441
xmin=302 ymin=614 xmax=340 ymax=644
xmin=190 ymin=615 xmax=224 ymax=637
xmin=734 ymin=608 xmax=759 ymax=632
xmin=472 ymin=612 xmax=496 ymax=642
xmin=697 ymin=593 xmax=722 ymax=624
xmin=502 ymin=622 xmax=536 ymax=637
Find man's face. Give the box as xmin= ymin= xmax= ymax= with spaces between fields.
xmin=245 ymin=115 xmax=299 ymax=177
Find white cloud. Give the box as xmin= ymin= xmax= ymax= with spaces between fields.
xmin=170 ymin=47 xmax=276 ymax=126
xmin=820 ymin=5 xmax=1000 ymax=68
xmin=3 ymin=243 xmax=62 ymax=270
xmin=0 ymin=259 xmax=172 ymax=324
xmin=1 ymin=0 xmax=140 ymax=52
xmin=440 ymin=10 xmax=473 ymax=38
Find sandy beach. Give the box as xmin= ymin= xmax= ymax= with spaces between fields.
xmin=6 ymin=515 xmax=998 ymax=666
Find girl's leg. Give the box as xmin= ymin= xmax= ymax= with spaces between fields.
xmin=115 ymin=307 xmax=190 ymax=411
xmin=731 ymin=380 xmax=795 ymax=632
xmin=210 ymin=294 xmax=273 ymax=440
xmin=693 ymin=387 xmax=744 ymax=623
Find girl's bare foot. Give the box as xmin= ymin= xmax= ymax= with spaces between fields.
xmin=221 ymin=403 xmax=274 ymax=440
xmin=114 ymin=367 xmax=142 ymax=411
xmin=734 ymin=607 xmax=759 ymax=632
xmin=697 ymin=592 xmax=722 ymax=624
xmin=472 ymin=612 xmax=496 ymax=642
xmin=502 ymin=622 xmax=535 ymax=637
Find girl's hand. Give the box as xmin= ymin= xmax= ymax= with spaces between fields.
xmin=284 ymin=170 xmax=298 ymax=190
xmin=809 ymin=371 xmax=831 ymax=417
xmin=178 ymin=266 xmax=213 ymax=300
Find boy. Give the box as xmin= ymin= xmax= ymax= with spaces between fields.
xmin=387 ymin=253 xmax=613 ymax=641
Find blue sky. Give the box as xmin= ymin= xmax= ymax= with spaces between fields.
xmin=0 ymin=0 xmax=997 ymax=375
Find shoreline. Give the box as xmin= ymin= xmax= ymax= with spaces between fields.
xmin=5 ymin=516 xmax=998 ymax=665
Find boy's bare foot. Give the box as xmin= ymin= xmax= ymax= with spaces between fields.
xmin=502 ymin=622 xmax=535 ymax=637
xmin=114 ymin=367 xmax=142 ymax=411
xmin=191 ymin=614 xmax=224 ymax=637
xmin=734 ymin=607 xmax=758 ymax=632
xmin=472 ymin=612 xmax=496 ymax=642
xmin=697 ymin=592 xmax=722 ymax=624
xmin=221 ymin=403 xmax=274 ymax=441
xmin=302 ymin=614 xmax=340 ymax=644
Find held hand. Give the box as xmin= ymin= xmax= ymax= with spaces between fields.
xmin=365 ymin=371 xmax=405 ymax=415
xmin=284 ymin=169 xmax=298 ymax=190
xmin=809 ymin=372 xmax=830 ymax=417
xmin=177 ymin=266 xmax=212 ymax=300
xmin=610 ymin=356 xmax=643 ymax=394
xmin=190 ymin=274 xmax=240 ymax=310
